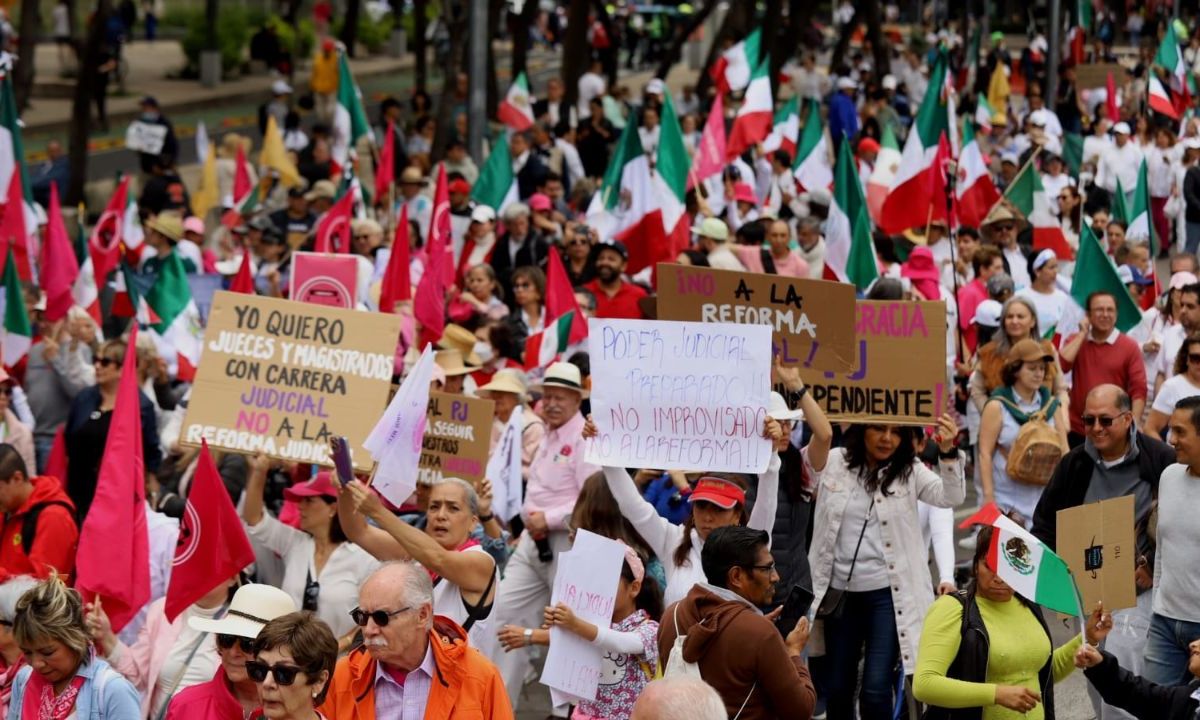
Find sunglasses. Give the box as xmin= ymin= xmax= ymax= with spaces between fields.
xmin=216 ymin=634 xmax=256 ymax=653
xmin=1081 ymin=412 xmax=1128 ymax=428
xmin=349 ymin=606 xmax=413 ymax=627
xmin=245 ymin=660 xmax=305 ymax=686
xmin=302 ymin=576 xmax=320 ymax=613
xmin=993 ymin=223 xmax=1016 ymax=232
xmin=94 ymin=357 xmax=119 ymax=368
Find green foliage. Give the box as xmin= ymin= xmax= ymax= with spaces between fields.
xmin=331 ymin=11 xmax=396 ymax=55
xmin=180 ymin=6 xmax=251 ymax=74
xmin=268 ymin=15 xmax=316 ymax=60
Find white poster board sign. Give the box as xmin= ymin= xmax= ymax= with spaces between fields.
xmin=540 ymin=529 xmax=626 ymax=703
xmin=125 ymin=121 xmax=168 ymax=155
xmin=585 ymin=318 xmax=773 ymax=473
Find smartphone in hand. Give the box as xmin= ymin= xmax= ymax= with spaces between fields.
xmin=777 ymin=584 xmax=814 ymax=635
xmin=329 ymin=436 xmax=354 ymax=487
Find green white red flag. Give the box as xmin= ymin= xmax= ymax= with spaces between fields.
xmin=727 ymin=56 xmax=773 ymax=160
xmin=498 ymin=72 xmax=535 ymax=131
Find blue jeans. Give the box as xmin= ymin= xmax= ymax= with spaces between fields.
xmin=1186 ymin=221 xmax=1200 ymax=255
xmin=821 ymin=587 xmax=900 ymax=720
xmin=1142 ymin=612 xmax=1200 ymax=686
xmin=34 ymin=435 xmax=54 ymax=475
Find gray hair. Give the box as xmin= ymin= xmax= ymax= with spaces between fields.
xmin=0 ymin=576 xmax=37 ymax=623
xmin=371 ymin=562 xmax=434 ymax=624
xmin=502 ymin=202 xmax=531 ymax=221
xmin=632 ymin=677 xmax=728 ymax=720
xmin=430 ymin=477 xmax=479 ymax=516
xmin=796 ymin=216 xmax=821 ymax=233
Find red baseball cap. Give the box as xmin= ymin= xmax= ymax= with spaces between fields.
xmin=689 ymin=477 xmax=746 ymax=509
xmin=448 ymin=178 xmax=471 ymax=195
xmin=283 ymin=471 xmax=340 ymax=502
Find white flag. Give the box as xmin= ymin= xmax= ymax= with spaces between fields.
xmin=195 ymin=121 xmax=209 ymax=167
xmin=486 ymin=404 xmax=524 ymax=524
xmin=363 ymin=343 xmax=435 ymax=507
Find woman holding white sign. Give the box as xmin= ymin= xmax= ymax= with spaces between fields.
xmin=580 ymin=365 xmax=831 ymax=608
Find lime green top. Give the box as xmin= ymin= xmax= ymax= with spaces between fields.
xmin=913 ymin=593 xmax=1082 ymax=720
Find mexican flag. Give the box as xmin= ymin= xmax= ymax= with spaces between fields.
xmin=1126 ymin=158 xmax=1158 ymax=255
xmin=1155 ymin=20 xmax=1187 ymax=90
xmin=470 ymin=132 xmax=518 ymax=213
xmin=762 ymin=96 xmax=800 ymax=159
xmin=221 ymin=144 xmax=260 ymax=228
xmin=0 ymin=247 xmax=30 ymax=369
xmin=144 ymin=252 xmax=204 ymax=381
xmin=962 ymin=504 xmax=1081 ymax=616
xmin=975 ymin=93 xmax=995 ymax=131
xmin=651 ymin=91 xmax=691 ymax=272
xmin=332 ymin=51 xmax=373 ymax=170
xmin=879 ymin=51 xmax=955 ymax=234
xmin=1069 ymin=222 xmax=1143 ymax=333
xmin=0 ymin=71 xmax=37 ymax=279
xmin=726 ymin=56 xmax=773 ymax=160
xmin=825 ymin=131 xmax=878 ymax=291
xmin=111 ymin=262 xmax=160 ymax=325
xmin=1149 ymin=73 xmax=1180 ymax=119
xmin=957 ymin=121 xmax=1002 ymax=230
xmin=1003 ymin=155 xmax=1073 ymax=259
xmin=1111 ymin=177 xmax=1130 ymax=225
xmin=524 ymin=310 xmax=574 ymax=370
xmin=719 ymin=28 xmax=761 ymax=93
xmin=866 ymin=122 xmax=901 ymax=224
xmin=497 ymin=72 xmax=535 ymax=131
xmin=793 ymin=99 xmax=832 ymax=192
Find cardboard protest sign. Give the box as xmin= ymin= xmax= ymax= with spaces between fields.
xmin=182 ymin=291 xmax=400 ymax=471
xmin=418 ymin=392 xmax=494 ymax=485
xmin=586 ymin=318 xmax=773 ymax=473
xmin=1074 ymin=62 xmax=1126 ymax=90
xmin=790 ymin=300 xmax=949 ymax=425
xmin=290 ymin=252 xmax=359 ymax=308
xmin=1057 ymin=495 xmax=1136 ymax=612
xmin=655 ymin=262 xmax=858 ymax=372
xmin=125 ymin=121 xmax=168 ymax=154
xmin=541 ymin=529 xmax=626 ymax=704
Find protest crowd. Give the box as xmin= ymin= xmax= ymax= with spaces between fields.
xmin=15 ymin=2 xmax=1200 ymax=719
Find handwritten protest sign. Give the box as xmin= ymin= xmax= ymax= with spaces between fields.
xmin=1057 ymin=495 xmax=1136 ymax=612
xmin=586 ymin=318 xmax=773 ymax=473
xmin=486 ymin=404 xmax=524 ymax=524
xmin=656 ymin=262 xmax=858 ymax=372
xmin=125 ymin=121 xmax=168 ymax=154
xmin=418 ymin=392 xmax=494 ymax=485
xmin=182 ymin=292 xmax=400 ymax=471
xmin=788 ymin=300 xmax=948 ymax=425
xmin=541 ymin=529 xmax=626 ymax=704
xmin=290 ymin=252 xmax=359 ymax=308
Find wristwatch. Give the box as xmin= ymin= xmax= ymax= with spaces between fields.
xmin=523 ymin=628 xmax=533 ymax=642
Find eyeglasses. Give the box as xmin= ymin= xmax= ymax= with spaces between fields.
xmin=350 ymin=606 xmax=413 ymax=627
xmin=1081 ymin=412 xmax=1129 ymax=428
xmin=513 ymin=282 xmax=534 ymax=289
xmin=302 ymin=576 xmax=320 ymax=613
xmin=94 ymin=357 xmax=119 ymax=368
xmin=245 ymin=660 xmax=305 ymax=686
xmin=743 ymin=562 xmax=776 ymax=574
xmin=216 ymin=634 xmax=256 ymax=653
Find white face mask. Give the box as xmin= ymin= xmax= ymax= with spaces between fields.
xmin=473 ymin=341 xmax=494 ymax=365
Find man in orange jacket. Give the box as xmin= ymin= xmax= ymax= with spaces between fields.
xmin=321 ymin=562 xmax=513 ymax=719
xmin=0 ymin=442 xmax=78 ymax=581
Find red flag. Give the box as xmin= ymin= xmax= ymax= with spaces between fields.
xmin=89 ymin=177 xmax=128 ymax=289
xmin=958 ymin=502 xmax=1002 ymax=529
xmin=688 ymin=94 xmax=727 ymax=191
xmin=229 ymin=254 xmax=255 ymax=295
xmin=75 ymin=324 xmax=149 ymax=633
xmin=709 ymin=56 xmax=730 ymax=96
xmin=163 ymin=440 xmax=256 ymax=622
xmin=413 ymin=167 xmax=451 ymax=341
xmin=545 ymin=250 xmax=587 ymax=344
xmin=0 ymin=162 xmax=29 ymax=281
xmin=375 ymin=119 xmax=396 ymax=202
xmin=44 ymin=426 xmax=67 ymax=486
xmin=313 ymin=190 xmax=354 ymax=254
xmin=1106 ymin=71 xmax=1120 ymax=123
xmin=41 ymin=184 xmax=79 ymax=322
xmin=233 ymin=144 xmax=252 ymax=206
xmin=379 ymin=204 xmax=412 ymax=312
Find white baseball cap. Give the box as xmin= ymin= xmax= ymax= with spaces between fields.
xmin=1113 ymin=122 xmax=1132 ymax=135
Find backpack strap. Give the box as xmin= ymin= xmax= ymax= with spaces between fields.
xmin=21 ymin=501 xmax=73 ymax=557
xmin=760 ymin=249 xmax=778 ymax=275
xmin=459 ymin=560 xmax=497 ymax=633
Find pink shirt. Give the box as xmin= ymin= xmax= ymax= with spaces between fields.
xmin=522 ymin=412 xmax=599 ymax=529
xmin=732 ymin=246 xmax=811 ymax=278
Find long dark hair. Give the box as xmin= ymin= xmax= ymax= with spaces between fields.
xmin=842 ymin=424 xmax=918 ymax=495
xmin=674 ymin=473 xmax=749 ymax=568
xmin=623 ymin=557 xmax=663 ymax=619
xmin=571 ymin=473 xmax=654 ymax=560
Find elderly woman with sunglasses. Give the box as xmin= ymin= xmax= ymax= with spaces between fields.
xmin=164 ymin=583 xmax=296 ymax=719
xmin=64 ymin=338 xmax=162 ymax=521
xmin=248 ymin=613 xmax=338 ymax=720
xmin=85 ymin=575 xmax=238 ymax=718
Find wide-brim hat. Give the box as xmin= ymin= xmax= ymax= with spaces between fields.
xmin=1007 ymin=338 xmax=1055 ymax=364
xmin=477 ymin=369 xmax=528 ymax=400
xmin=189 ymin=583 xmax=296 ymax=639
xmin=437 ymin=324 xmax=483 ymax=366
xmin=146 ymin=211 xmax=183 ymax=242
xmin=400 ymin=167 xmax=427 ymax=185
xmin=305 ymin=180 xmax=337 ymax=202
xmin=901 ymin=246 xmax=941 ymax=283
xmin=692 ymin=217 xmax=729 ymax=242
xmin=435 ymin=349 xmax=474 ymax=377
xmin=767 ymin=391 xmax=803 ymax=422
xmin=531 ymin=361 xmax=588 ymax=398
xmin=981 ymin=201 xmax=1025 ymax=229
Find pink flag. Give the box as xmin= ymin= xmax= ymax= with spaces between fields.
xmin=545 ymin=250 xmax=587 ymax=344
xmin=413 ymin=167 xmax=451 ymax=342
xmin=229 ymin=253 xmax=255 ymax=295
xmin=379 ymin=204 xmax=412 ymax=312
xmin=232 ymin=143 xmax=252 ymax=205
xmin=688 ymin=94 xmax=727 ymax=190
xmin=75 ymin=324 xmax=149 ymax=633
xmin=89 ymin=177 xmax=129 ymax=289
xmin=41 ymin=184 xmax=79 ymax=322
xmin=313 ymin=190 xmax=354 ymax=253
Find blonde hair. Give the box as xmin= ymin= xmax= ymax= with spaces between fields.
xmin=13 ymin=573 xmax=90 ymax=664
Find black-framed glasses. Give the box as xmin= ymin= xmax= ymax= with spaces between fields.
xmin=302 ymin=576 xmax=320 ymax=613
xmin=743 ymin=562 xmax=776 ymax=574
xmin=350 ymin=606 xmax=413 ymax=627
xmin=245 ymin=660 xmax=304 ymax=686
xmin=1081 ymin=412 xmax=1129 ymax=428
xmin=216 ymin=634 xmax=256 ymax=653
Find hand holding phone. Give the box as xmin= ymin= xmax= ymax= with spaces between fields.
xmin=329 ymin=436 xmax=354 ymax=487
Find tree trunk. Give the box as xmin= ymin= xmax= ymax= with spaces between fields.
xmin=789 ymin=0 xmax=819 ymax=51
xmin=695 ymin=0 xmax=753 ymax=99
xmin=431 ymin=0 xmax=465 ymax=162
xmin=68 ymin=0 xmax=111 ymax=207
xmin=205 ymin=0 xmax=217 ymax=49
xmin=509 ymin=0 xmax=537 ymax=79
xmin=653 ymin=1 xmax=717 ymax=82
xmin=763 ymin=0 xmax=784 ymax=97
xmin=341 ymin=0 xmax=361 ymax=57
xmin=414 ymin=0 xmax=428 ymax=92
xmin=13 ymin=0 xmax=40 ymax=111
xmin=561 ymin=0 xmax=590 ymax=110
xmin=861 ymin=0 xmax=889 ymax=81
xmin=830 ymin=8 xmax=860 ymax=73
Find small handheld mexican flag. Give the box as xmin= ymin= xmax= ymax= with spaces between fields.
xmin=524 ymin=310 xmax=574 ymax=371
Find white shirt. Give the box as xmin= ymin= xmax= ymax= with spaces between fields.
xmin=1003 ymin=245 xmax=1032 ymax=288
xmin=1017 ymin=286 xmax=1072 ymax=339
xmin=246 ymin=514 xmax=381 ymax=638
xmin=431 ymin=545 xmax=499 ymax=655
xmin=1041 ymin=172 xmax=1073 ymax=215
xmin=707 ymin=244 xmax=747 ymax=271
xmin=1160 ymin=323 xmax=1188 ymax=381
xmin=1146 ymin=144 xmax=1182 ymax=198
xmin=1097 ymin=141 xmax=1145 ymax=195
xmin=831 ymin=484 xmax=890 ymax=592
xmin=151 ymin=603 xmax=222 ymax=717
xmin=577 ymin=72 xmax=607 ymax=115
xmin=1082 ymin=134 xmax=1113 ymax=168
xmin=1152 ymin=373 xmax=1200 ymax=417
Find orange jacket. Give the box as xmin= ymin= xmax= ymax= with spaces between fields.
xmin=0 ymin=476 xmax=77 ymax=582
xmin=320 ymin=616 xmax=513 ymax=720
